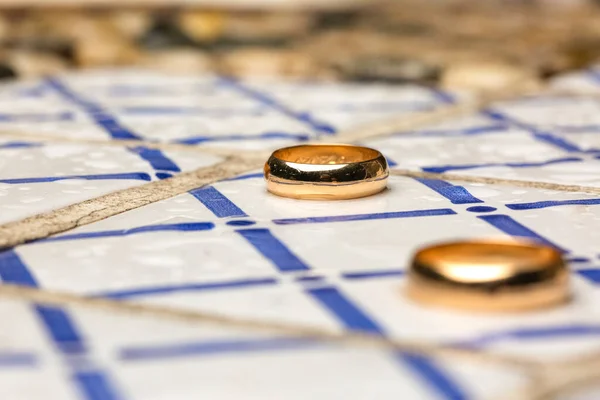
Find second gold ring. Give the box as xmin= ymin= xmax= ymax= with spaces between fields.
xmin=264 ymin=144 xmax=389 ymax=200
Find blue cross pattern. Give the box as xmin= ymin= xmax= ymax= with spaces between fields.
xmin=1 ymin=68 xmax=600 ymax=399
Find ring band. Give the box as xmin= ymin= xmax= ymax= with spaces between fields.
xmin=404 ymin=239 xmax=570 ymax=312
xmin=264 ymin=144 xmax=389 ymax=200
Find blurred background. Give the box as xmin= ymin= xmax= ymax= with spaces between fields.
xmin=0 ymin=0 xmax=598 ymax=87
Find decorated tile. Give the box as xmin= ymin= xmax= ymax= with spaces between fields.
xmin=2 ymin=67 xmax=600 ymax=400
xmin=9 ymin=170 xmax=600 ymax=367
xmin=0 ymin=69 xmax=463 ymax=151
xmin=0 ymin=297 xmax=528 ymax=400
xmin=0 ymin=138 xmax=222 ymax=224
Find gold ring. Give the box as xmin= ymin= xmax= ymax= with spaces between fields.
xmin=264 ymin=144 xmax=389 ymax=200
xmin=404 ymin=239 xmax=570 ymax=312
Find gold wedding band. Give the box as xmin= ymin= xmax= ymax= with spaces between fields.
xmin=404 ymin=239 xmax=570 ymax=312
xmin=264 ymin=144 xmax=389 ymax=200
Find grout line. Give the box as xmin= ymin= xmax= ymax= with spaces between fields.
xmin=0 ymin=282 xmax=540 ymax=370
xmin=390 ymin=169 xmax=600 ymax=195
xmin=331 ymin=99 xmax=484 ymax=143
xmin=0 ymin=84 xmax=533 ymax=158
xmin=0 ymin=129 xmax=272 ymax=160
xmin=0 ymin=76 xmax=590 ymax=388
xmin=0 ymin=156 xmax=263 ymax=249
xmin=506 ymin=360 xmax=600 ymax=400
xmin=329 ymin=85 xmax=534 ymax=143
xmin=0 ymin=85 xmax=531 ymax=248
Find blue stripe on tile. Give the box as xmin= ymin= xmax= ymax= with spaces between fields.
xmin=0 ymin=252 xmax=84 ymax=353
xmin=341 ymin=269 xmax=405 ymax=280
xmin=46 ymin=78 xmax=141 ymax=141
xmin=0 ymin=141 xmax=42 ymax=149
xmin=532 ymin=132 xmax=582 ymax=152
xmin=477 ymin=214 xmax=567 ymax=252
xmin=457 ymin=324 xmax=600 ymax=348
xmin=16 ymin=84 xmax=47 ymax=97
xmin=466 ymin=206 xmax=497 ymax=213
xmin=0 ymin=352 xmax=38 ymax=368
xmin=401 ymin=125 xmax=507 ymax=138
xmin=189 ymin=186 xmax=247 ymax=218
xmin=94 ymin=268 xmax=411 ymax=300
xmin=121 ymin=106 xmax=199 ymax=114
xmin=108 ymin=86 xmax=181 ymax=96
xmin=0 ymin=173 xmax=152 ymax=184
xmin=128 ymin=147 xmax=181 ymax=172
xmin=93 ymin=113 xmax=142 ymax=140
xmin=120 ymin=106 xmax=262 ymax=116
xmin=236 ymin=228 xmax=310 ymax=272
xmin=272 ymin=208 xmax=456 ymax=225
xmin=0 ymin=251 xmax=123 ymax=399
xmin=45 ymin=222 xmax=215 ymax=242
xmin=422 ymin=157 xmax=582 ymax=174
xmin=175 ymin=132 xmax=310 ymax=144
xmin=0 ymin=112 xmax=74 ymax=122
xmin=93 ymin=277 xmax=279 ymax=300
xmin=567 ymin=257 xmax=590 ymax=264
xmin=577 ymin=268 xmax=600 ymax=283
xmin=335 ymin=102 xmax=432 ymax=112
xmin=218 ymin=78 xmax=336 ymax=135
xmin=73 ymin=371 xmax=124 ymax=400
xmin=295 ymin=275 xmax=326 ymax=283
xmin=507 ymin=198 xmax=600 ymax=210
xmin=429 ymin=88 xmax=455 ymax=104
xmin=415 ymin=179 xmax=483 ymax=204
xmin=119 ymin=338 xmax=316 ymax=361
xmin=307 ymin=287 xmax=467 ymax=400
xmin=307 ymin=287 xmax=380 ymax=331
xmin=398 ymin=354 xmax=468 ymax=400
xmin=0 ymin=250 xmax=38 ymax=286
xmin=35 ymin=305 xmax=86 ymax=354
xmin=483 ymin=109 xmax=582 ymax=152
xmin=586 ymin=69 xmax=600 ymax=84
xmin=155 ymin=172 xmax=172 ymax=180
xmin=550 ymin=124 xmax=600 ymax=133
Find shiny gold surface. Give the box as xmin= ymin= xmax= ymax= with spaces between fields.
xmin=405 ymin=239 xmax=570 ymax=312
xmin=264 ymin=144 xmax=389 ymax=200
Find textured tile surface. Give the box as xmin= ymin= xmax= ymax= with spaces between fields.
xmin=1 ymin=67 xmax=600 ymax=399
xmin=0 ymin=138 xmax=222 ymax=224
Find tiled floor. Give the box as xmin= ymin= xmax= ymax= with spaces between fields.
xmin=1 ymin=67 xmax=600 ymax=399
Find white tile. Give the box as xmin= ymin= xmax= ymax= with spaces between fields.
xmin=0 ymin=295 xmax=528 ymax=400
xmin=367 ymin=129 xmax=567 ymax=170
xmin=214 ymin=175 xmax=459 ymax=220
xmin=0 ymin=141 xmax=222 ymax=224
xmin=448 ymin=157 xmax=600 ymax=188
xmin=3 ymin=68 xmax=600 ymax=400
xmin=270 ymin=212 xmax=504 ymax=272
xmin=18 ymin=227 xmax=277 ymax=295
xmin=492 ymin=96 xmax=600 ymax=129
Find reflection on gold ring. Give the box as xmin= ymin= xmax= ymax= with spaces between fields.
xmin=264 ymin=144 xmax=389 ymax=200
xmin=404 ymin=239 xmax=570 ymax=312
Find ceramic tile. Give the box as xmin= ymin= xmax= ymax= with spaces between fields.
xmin=367 ymin=128 xmax=567 ymax=171
xmin=0 ymin=139 xmax=222 ymax=224
xmin=241 ymin=79 xmax=457 ymax=130
xmin=2 ymin=68 xmax=600 ymax=400
xmin=0 ymin=297 xmax=527 ymax=400
xmin=0 ymin=69 xmax=463 ymax=150
xmin=362 ymin=89 xmax=600 ymax=191
xmin=490 ymin=95 xmax=600 ymax=132
xmin=12 ymin=173 xmax=600 ymax=365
